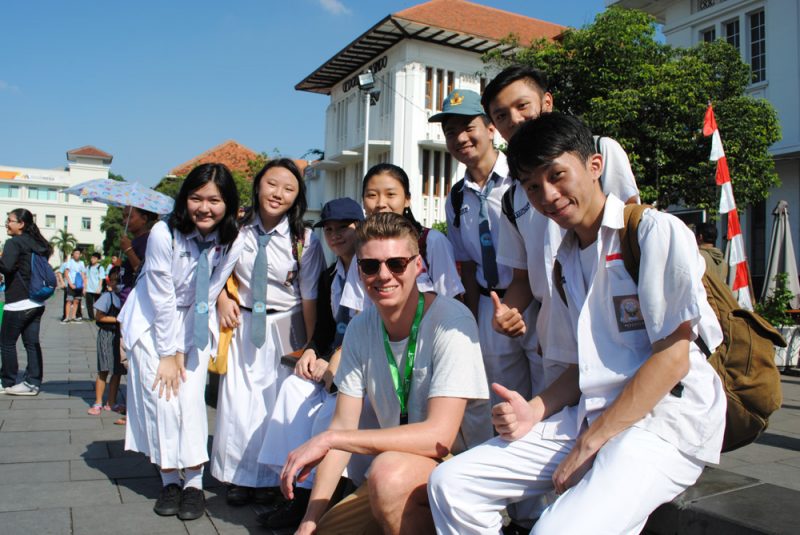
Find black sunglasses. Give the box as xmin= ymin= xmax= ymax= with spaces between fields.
xmin=357 ymin=255 xmax=418 ymax=276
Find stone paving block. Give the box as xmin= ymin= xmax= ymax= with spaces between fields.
xmin=71 ymin=455 xmax=158 ymax=481
xmin=117 ymin=476 xmax=162 ymax=503
xmin=0 ymin=440 xmax=107 ymax=463
xmin=205 ymin=491 xmax=262 ymax=529
xmin=185 ymin=514 xmax=220 ymax=535
xmin=0 ymin=408 xmax=70 ymax=420
xmin=722 ymin=437 xmax=800 ymax=464
xmin=0 ymin=460 xmax=70 ymax=483
xmin=0 ymin=479 xmax=118 ymax=512
xmin=0 ymin=508 xmax=72 ymax=535
xmin=1 ymin=416 xmax=103 ymax=432
xmin=72 ymin=428 xmax=126 ymax=447
xmin=71 ymin=501 xmax=189 ymax=535
xmin=0 ymin=400 xmax=11 ymax=410
xmin=9 ymin=397 xmax=91 ymax=411
xmin=107 ymin=439 xmax=151 ymax=458
xmin=776 ymin=455 xmax=800 ymax=468
xmin=0 ymin=430 xmax=69 ymax=446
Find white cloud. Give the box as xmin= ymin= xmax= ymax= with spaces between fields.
xmin=0 ymin=80 xmax=21 ymax=93
xmin=319 ymin=0 xmax=351 ymax=15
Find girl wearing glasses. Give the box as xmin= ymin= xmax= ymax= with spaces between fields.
xmin=340 ymin=163 xmax=463 ymax=312
xmin=0 ymin=208 xmax=54 ymax=396
xmin=211 ymin=159 xmax=325 ymax=508
xmin=119 ymin=163 xmax=240 ymax=521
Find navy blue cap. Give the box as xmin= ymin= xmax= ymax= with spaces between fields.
xmin=314 ymin=197 xmax=365 ymax=228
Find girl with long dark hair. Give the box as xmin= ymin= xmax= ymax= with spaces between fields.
xmin=211 ymin=158 xmax=325 ymax=505
xmin=118 ymin=163 xmax=240 ymax=521
xmin=0 ymin=208 xmax=54 ymax=395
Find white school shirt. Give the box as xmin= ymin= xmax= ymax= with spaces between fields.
xmin=497 ymin=136 xmax=640 ymax=359
xmin=445 ymin=151 xmax=514 ymax=290
xmin=339 ymin=228 xmax=464 ymax=312
xmin=119 ymin=221 xmax=236 ymax=356
xmin=232 ymin=216 xmax=324 ymax=312
xmin=547 ymin=194 xmax=726 ymax=464
xmin=63 ymin=258 xmax=86 ymax=285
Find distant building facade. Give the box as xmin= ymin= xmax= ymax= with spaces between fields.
xmin=297 ymin=0 xmax=564 ymax=225
xmin=0 ymin=146 xmax=111 ymax=263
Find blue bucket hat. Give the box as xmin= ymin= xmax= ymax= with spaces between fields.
xmin=428 ymin=89 xmax=486 ymax=123
xmin=313 ymin=197 xmax=365 ymax=228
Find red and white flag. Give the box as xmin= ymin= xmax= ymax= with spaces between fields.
xmin=703 ymin=104 xmax=753 ymax=310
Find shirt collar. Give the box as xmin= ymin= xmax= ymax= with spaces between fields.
xmin=186 ymin=228 xmax=219 ymax=244
xmin=250 ymin=214 xmax=290 ymax=237
xmin=600 ymin=193 xmax=625 ymax=231
xmin=463 ymin=151 xmax=512 ymax=193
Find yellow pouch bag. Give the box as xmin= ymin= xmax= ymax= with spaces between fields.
xmin=208 ymin=274 xmax=240 ymax=375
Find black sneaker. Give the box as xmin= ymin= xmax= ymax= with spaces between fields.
xmin=258 ymin=487 xmax=310 ymax=529
xmin=252 ymin=486 xmax=281 ymax=506
xmin=153 ymin=483 xmax=181 ymax=516
xmin=225 ymin=484 xmax=253 ymax=506
xmin=178 ymin=487 xmax=206 ymax=521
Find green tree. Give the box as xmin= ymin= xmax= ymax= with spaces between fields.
xmin=484 ymin=7 xmax=781 ymax=214
xmin=100 ymin=172 xmax=127 ymax=254
xmin=49 ymin=229 xmax=78 ymax=262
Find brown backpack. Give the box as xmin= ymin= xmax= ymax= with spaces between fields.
xmin=554 ymin=204 xmax=786 ymax=452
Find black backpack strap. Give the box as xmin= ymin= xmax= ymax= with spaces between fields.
xmin=501 ymin=183 xmax=518 ymax=230
xmin=450 ymin=179 xmax=465 ymax=228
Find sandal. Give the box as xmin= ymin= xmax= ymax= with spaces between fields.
xmin=87 ymin=403 xmax=103 ymax=416
xmin=114 ymin=417 xmax=127 ymax=425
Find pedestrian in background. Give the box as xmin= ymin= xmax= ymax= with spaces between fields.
xmin=85 ymin=252 xmax=107 ymax=320
xmin=0 ymin=208 xmax=54 ymax=396
xmin=88 ymin=266 xmax=126 ymax=415
xmin=62 ymin=248 xmax=87 ymax=323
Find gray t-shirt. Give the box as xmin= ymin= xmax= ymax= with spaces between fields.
xmin=335 ymin=295 xmax=492 ymax=454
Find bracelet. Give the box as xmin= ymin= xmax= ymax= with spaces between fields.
xmin=124 ymin=247 xmax=133 ymax=254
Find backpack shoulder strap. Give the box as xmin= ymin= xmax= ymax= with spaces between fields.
xmin=450 ymin=179 xmax=465 ymax=228
xmin=418 ymin=228 xmax=430 ymax=267
xmin=553 ymin=259 xmax=567 ymax=305
xmin=501 ymin=183 xmax=518 ymax=230
xmin=619 ymin=204 xmax=650 ymax=285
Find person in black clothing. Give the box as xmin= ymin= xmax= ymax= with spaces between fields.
xmin=0 ymin=208 xmax=54 ymax=396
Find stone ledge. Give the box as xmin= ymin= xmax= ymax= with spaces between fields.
xmin=644 ymin=467 xmax=799 ymax=535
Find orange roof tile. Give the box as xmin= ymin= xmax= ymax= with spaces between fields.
xmin=395 ymin=0 xmax=565 ymax=43
xmin=170 ymin=140 xmax=261 ymax=177
xmin=66 ymin=145 xmax=113 ymax=160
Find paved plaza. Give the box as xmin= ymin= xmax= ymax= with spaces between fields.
xmin=1 ymin=292 xmax=799 ymax=534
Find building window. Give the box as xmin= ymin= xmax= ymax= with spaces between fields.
xmin=749 ymin=10 xmax=766 ymax=83
xmin=63 ymin=216 xmax=68 ymax=230
xmin=425 ymin=67 xmax=433 ymax=110
xmin=81 ymin=217 xmax=91 ymax=230
xmin=28 ymin=186 xmax=58 ymax=201
xmin=701 ymin=27 xmax=716 ymax=43
xmin=420 ymin=149 xmax=454 ymax=199
xmin=426 ymin=68 xmax=457 ymax=111
xmin=45 ymin=215 xmax=56 ymax=228
xmin=422 ymin=149 xmax=431 ymax=196
xmin=0 ymin=184 xmax=20 ymax=198
xmin=724 ymin=19 xmax=740 ymax=50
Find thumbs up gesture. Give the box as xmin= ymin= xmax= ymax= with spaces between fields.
xmin=491 ymin=291 xmax=526 ymax=338
xmin=492 ymin=383 xmax=537 ymax=441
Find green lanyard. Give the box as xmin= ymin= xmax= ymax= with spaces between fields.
xmin=381 ymin=292 xmax=425 ymax=418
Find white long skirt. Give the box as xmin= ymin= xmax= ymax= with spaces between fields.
xmin=210 ymin=308 xmax=293 ymax=487
xmin=125 ymin=312 xmax=210 ymax=469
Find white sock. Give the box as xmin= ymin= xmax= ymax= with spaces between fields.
xmin=160 ymin=470 xmax=180 ymax=487
xmin=184 ymin=467 xmax=203 ymax=490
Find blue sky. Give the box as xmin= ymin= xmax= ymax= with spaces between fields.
xmin=1 ymin=0 xmax=609 ymax=186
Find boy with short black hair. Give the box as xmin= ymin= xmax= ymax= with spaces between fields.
xmin=429 ymin=113 xmax=726 ymax=534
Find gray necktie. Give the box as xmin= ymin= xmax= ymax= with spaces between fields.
xmin=193 ymin=239 xmax=214 ymax=349
xmin=478 ymin=177 xmax=499 ymax=289
xmin=250 ymin=231 xmax=272 ymax=348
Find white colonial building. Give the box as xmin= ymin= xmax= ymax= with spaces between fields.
xmin=0 ymin=146 xmax=112 ymax=263
xmin=298 ymin=0 xmax=563 ymax=225
xmin=611 ymin=0 xmax=799 ymax=295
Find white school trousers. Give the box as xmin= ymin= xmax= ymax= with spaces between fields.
xmin=210 ymin=308 xmax=292 ymax=487
xmin=478 ymin=294 xmax=542 ymax=405
xmin=125 ymin=311 xmax=210 ymax=469
xmin=428 ymin=406 xmax=705 ymax=535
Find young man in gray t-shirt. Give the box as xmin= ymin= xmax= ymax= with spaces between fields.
xmin=280 ymin=212 xmax=491 ymax=535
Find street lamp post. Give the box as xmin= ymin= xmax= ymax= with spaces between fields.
xmin=357 ymin=71 xmax=381 ymax=178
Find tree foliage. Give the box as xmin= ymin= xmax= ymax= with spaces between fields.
xmin=49 ymin=229 xmax=78 ymax=261
xmin=484 ymin=6 xmax=781 ymax=215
